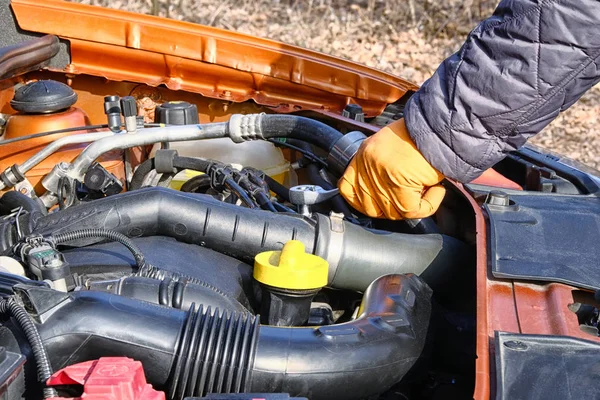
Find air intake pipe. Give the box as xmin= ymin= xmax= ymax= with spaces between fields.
xmin=2 ymin=188 xmax=469 ymax=292
xmin=12 ymin=273 xmax=431 ymax=400
xmin=11 ymin=187 xmax=472 ymax=291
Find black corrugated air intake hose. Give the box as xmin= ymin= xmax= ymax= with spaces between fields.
xmin=16 ymin=273 xmax=430 ymax=400
xmin=5 ymin=187 xmax=469 ymax=293
xmin=0 ymin=298 xmax=57 ymax=398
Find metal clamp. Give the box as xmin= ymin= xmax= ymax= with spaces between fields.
xmin=289 ymin=185 xmax=340 ymax=216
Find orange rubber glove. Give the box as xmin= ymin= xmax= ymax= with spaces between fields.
xmin=338 ymin=119 xmax=446 ymax=220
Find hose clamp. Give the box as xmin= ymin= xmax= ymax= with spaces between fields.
xmin=327 ymin=131 xmax=367 ymax=175
xmin=314 ymin=213 xmax=345 ymax=285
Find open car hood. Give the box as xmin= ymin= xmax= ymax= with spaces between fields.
xmin=10 ymin=0 xmax=417 ymax=116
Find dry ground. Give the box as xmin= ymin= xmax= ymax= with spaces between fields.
xmin=74 ymin=0 xmax=600 ymax=170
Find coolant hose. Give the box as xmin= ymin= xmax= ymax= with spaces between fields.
xmin=228 ymin=114 xmax=365 ymax=175
xmin=129 ymin=155 xmax=219 ymax=191
xmin=129 ymin=157 xmax=156 ymax=190
xmin=0 ymin=191 xmax=47 ymax=216
xmin=228 ymin=114 xmax=342 ymax=152
xmin=0 ymin=298 xmax=57 ymax=398
xmin=21 ymin=188 xmax=469 ymax=292
xmin=21 ymin=273 xmax=430 ymax=400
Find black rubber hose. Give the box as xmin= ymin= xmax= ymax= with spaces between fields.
xmin=130 ymin=156 xmax=212 ymax=191
xmin=263 ymin=175 xmax=289 ymax=201
xmin=28 ymin=274 xmax=430 ymax=400
xmin=227 ymin=114 xmax=343 ymax=152
xmin=130 ymin=158 xmax=155 ymax=190
xmin=0 ymin=191 xmax=47 ymax=217
xmin=267 ymin=138 xmax=328 ymax=167
xmin=256 ymin=115 xmax=343 ymax=152
xmin=180 ymin=174 xmax=211 ymax=193
xmin=172 ymin=156 xmax=212 ymax=171
xmin=0 ymin=298 xmax=57 ymax=398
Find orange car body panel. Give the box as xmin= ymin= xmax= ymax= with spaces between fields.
xmin=452 ymin=181 xmax=600 ymax=400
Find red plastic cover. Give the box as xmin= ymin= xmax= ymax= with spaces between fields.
xmin=47 ymin=357 xmax=165 ymax=400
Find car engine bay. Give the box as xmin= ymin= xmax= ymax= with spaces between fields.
xmin=2 ymin=0 xmax=600 ymax=396
xmin=0 ymin=75 xmax=480 ymax=400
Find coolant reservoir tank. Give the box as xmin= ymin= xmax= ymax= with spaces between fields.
xmin=0 ymin=80 xmax=125 ymax=195
xmin=152 ymin=102 xmax=295 ymax=187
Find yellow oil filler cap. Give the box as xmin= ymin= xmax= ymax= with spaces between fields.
xmin=253 ymin=240 xmax=328 ymax=290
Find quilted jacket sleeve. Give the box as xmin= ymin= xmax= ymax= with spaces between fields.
xmin=404 ymin=0 xmax=600 ymax=183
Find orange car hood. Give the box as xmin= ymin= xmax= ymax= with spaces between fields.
xmin=10 ymin=0 xmax=418 ymax=116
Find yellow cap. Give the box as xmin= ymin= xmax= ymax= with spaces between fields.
xmin=253 ymin=241 xmax=328 ymax=290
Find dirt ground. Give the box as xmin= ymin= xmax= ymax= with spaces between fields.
xmin=73 ymin=0 xmax=600 ymax=170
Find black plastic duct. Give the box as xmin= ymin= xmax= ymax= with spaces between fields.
xmin=1 ymin=188 xmax=470 ymax=292
xmin=32 ymin=188 xmax=316 ymax=262
xmin=12 ymin=273 xmax=431 ymax=400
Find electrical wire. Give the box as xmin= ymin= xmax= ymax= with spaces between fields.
xmin=52 ymin=228 xmax=147 ymax=270
xmin=267 ymin=138 xmax=328 ymax=167
xmin=0 ymin=124 xmax=109 ymax=146
xmin=0 ymin=298 xmax=57 ymax=398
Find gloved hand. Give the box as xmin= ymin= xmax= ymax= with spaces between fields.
xmin=338 ymin=119 xmax=445 ymax=220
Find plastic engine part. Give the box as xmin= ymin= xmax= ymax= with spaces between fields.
xmin=47 ymin=357 xmax=165 ymax=400
xmin=10 ymin=80 xmax=77 ymax=114
xmin=13 ymin=273 xmax=430 ymax=400
xmin=154 ymin=101 xmax=199 ymax=125
xmin=7 ymin=187 xmax=470 ymax=293
xmin=0 ymin=346 xmax=25 ymax=398
xmin=254 ymin=240 xmax=327 ymax=326
xmin=253 ymin=241 xmax=327 ymax=290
